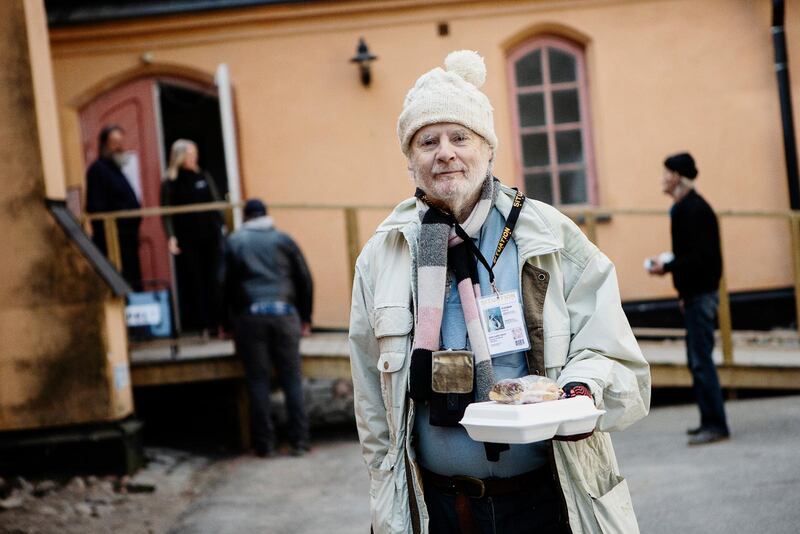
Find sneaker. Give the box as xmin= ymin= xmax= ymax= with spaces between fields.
xmin=254 ymin=443 xmax=277 ymax=458
xmin=687 ymin=430 xmax=730 ymax=446
xmin=686 ymin=426 xmax=703 ymax=435
xmin=289 ymin=444 xmax=311 ymax=457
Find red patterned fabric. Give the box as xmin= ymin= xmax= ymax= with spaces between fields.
xmin=566 ymin=384 xmax=592 ymax=399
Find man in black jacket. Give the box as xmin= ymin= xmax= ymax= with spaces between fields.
xmin=85 ymin=125 xmax=142 ymax=287
xmin=222 ymin=199 xmax=313 ymax=457
xmin=648 ymin=152 xmax=730 ymax=445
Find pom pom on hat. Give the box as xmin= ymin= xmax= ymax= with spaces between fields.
xmin=444 ymin=50 xmax=486 ymax=88
xmin=397 ymin=50 xmax=497 ymax=156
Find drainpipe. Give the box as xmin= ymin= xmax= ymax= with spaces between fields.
xmin=772 ymin=0 xmax=800 ymax=209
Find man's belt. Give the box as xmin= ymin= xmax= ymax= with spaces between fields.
xmin=247 ymin=301 xmax=296 ymax=316
xmin=420 ymin=465 xmax=551 ymax=499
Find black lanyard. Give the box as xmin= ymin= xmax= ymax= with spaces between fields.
xmin=452 ymin=190 xmax=525 ymax=289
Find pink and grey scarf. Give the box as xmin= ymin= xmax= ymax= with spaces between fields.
xmin=409 ymin=176 xmax=498 ymax=404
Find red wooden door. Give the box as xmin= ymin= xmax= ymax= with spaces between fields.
xmin=79 ymin=78 xmax=171 ymax=288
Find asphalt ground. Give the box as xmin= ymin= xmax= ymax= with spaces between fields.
xmin=614 ymin=394 xmax=800 ymax=534
xmin=167 ymin=394 xmax=800 ymax=534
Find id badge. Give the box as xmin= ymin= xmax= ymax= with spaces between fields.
xmin=477 ymin=290 xmax=531 ymax=356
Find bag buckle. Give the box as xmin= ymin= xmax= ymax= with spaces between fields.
xmin=452 ymin=475 xmax=486 ymax=499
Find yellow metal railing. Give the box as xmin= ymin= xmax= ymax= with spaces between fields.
xmin=86 ymin=202 xmax=800 ymax=364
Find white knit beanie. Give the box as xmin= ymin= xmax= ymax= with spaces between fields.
xmin=397 ymin=50 xmax=497 ymax=157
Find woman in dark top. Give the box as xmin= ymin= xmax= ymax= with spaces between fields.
xmin=161 ymin=139 xmax=225 ymax=335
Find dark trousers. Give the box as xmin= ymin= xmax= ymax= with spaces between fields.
xmin=424 ymin=469 xmax=565 ymax=534
xmin=175 ymin=235 xmax=221 ymax=332
xmin=93 ymin=225 xmax=141 ymax=288
xmin=684 ymin=291 xmax=729 ymax=434
xmin=234 ymin=313 xmax=309 ymax=453
xmin=119 ymin=234 xmax=142 ymax=288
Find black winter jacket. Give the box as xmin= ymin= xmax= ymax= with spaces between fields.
xmin=160 ymin=169 xmax=224 ymax=243
xmin=664 ymin=190 xmax=723 ymax=299
xmin=86 ymin=157 xmax=141 ymax=253
xmin=222 ymin=217 xmax=313 ymax=323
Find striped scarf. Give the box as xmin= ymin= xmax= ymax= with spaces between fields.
xmin=410 ymin=176 xmax=498 ymax=403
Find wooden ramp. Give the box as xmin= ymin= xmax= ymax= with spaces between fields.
xmin=129 ymin=331 xmax=800 ymax=390
xmin=644 ymin=340 xmax=800 ymax=389
xmin=129 ymin=332 xmax=351 ymax=387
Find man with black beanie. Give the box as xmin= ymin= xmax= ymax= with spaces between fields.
xmin=648 ymin=152 xmax=730 ymax=445
xmin=222 ymin=198 xmax=313 ymax=457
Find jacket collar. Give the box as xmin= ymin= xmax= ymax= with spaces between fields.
xmin=242 ymin=215 xmax=275 ymax=231
xmin=375 ymin=183 xmax=562 ymax=258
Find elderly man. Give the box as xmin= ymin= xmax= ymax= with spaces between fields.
xmin=349 ymin=51 xmax=650 ymax=533
xmin=648 ymin=153 xmax=729 ymax=445
xmin=86 ymin=124 xmax=142 ymax=286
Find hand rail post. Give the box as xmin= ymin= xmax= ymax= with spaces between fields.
xmin=791 ymin=214 xmax=800 ymax=334
xmin=344 ymin=208 xmax=360 ymax=290
xmin=584 ymin=210 xmax=598 ymax=244
xmin=717 ymin=271 xmax=734 ymax=366
xmin=103 ymin=217 xmax=123 ymax=271
xmin=714 ymin=213 xmax=734 ymax=366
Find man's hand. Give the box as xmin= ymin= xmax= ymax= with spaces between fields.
xmin=168 ymin=236 xmax=181 ymax=255
xmin=646 ymin=257 xmax=666 ymax=276
xmin=217 ymin=326 xmax=233 ymax=340
xmin=554 ymin=382 xmax=595 ymax=442
xmin=301 ymin=322 xmax=312 ymax=337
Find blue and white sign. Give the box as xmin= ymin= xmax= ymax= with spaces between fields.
xmin=125 ymin=302 xmax=162 ymax=326
xmin=125 ymin=288 xmax=173 ymax=338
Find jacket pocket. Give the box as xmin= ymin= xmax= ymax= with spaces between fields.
xmin=544 ymin=332 xmax=570 ymax=370
xmin=378 ymin=351 xmax=406 ymax=374
xmin=369 ymin=464 xmax=395 ymax=531
xmin=590 ymin=476 xmax=640 ymax=534
xmin=373 ymin=306 xmax=412 ymax=375
xmin=374 ymin=306 xmax=412 ymax=378
xmin=373 ymin=306 xmax=413 ymax=439
xmin=369 ymin=452 xmax=403 ymax=534
xmin=374 ymin=306 xmax=413 ymax=361
xmin=374 ymin=306 xmax=413 ymax=340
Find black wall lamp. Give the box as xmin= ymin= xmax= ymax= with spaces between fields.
xmin=350 ymin=37 xmax=377 ymax=87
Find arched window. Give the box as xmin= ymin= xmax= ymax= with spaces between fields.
xmin=508 ymin=36 xmax=596 ymax=205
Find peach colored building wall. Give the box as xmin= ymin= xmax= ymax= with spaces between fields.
xmin=48 ymin=0 xmax=800 ymax=328
xmin=0 ymin=0 xmax=133 ymax=432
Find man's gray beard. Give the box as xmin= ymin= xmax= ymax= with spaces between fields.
xmin=416 ymin=166 xmax=490 ymax=220
xmin=447 ymin=185 xmax=483 ymax=221
xmin=111 ymin=151 xmax=129 ymax=168
xmin=671 ymin=177 xmax=695 ymax=200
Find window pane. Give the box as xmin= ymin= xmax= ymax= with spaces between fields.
xmin=559 ymin=168 xmax=587 ymax=204
xmin=522 ymin=133 xmax=549 ymax=167
xmin=556 ymin=130 xmax=583 ymax=164
xmin=549 ymin=48 xmax=576 ymax=83
xmin=552 ymin=90 xmax=580 ymax=124
xmin=518 ymin=93 xmax=545 ymax=127
xmin=515 ymin=50 xmax=543 ymax=87
xmin=525 ymin=172 xmax=553 ymax=204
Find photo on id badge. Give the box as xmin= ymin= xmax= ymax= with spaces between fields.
xmin=486 ymin=307 xmax=505 ymax=332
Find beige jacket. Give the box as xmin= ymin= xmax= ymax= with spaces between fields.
xmin=349 ymin=185 xmax=651 ymax=533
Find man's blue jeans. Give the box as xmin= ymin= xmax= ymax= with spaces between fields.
xmin=683 ymin=291 xmax=729 ymax=434
xmin=234 ymin=313 xmax=310 ymax=453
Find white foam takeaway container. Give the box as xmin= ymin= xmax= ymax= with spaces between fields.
xmin=459 ymin=396 xmax=605 ymax=444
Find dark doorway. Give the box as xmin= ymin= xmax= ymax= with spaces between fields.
xmin=158 ymin=83 xmax=229 ymax=198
